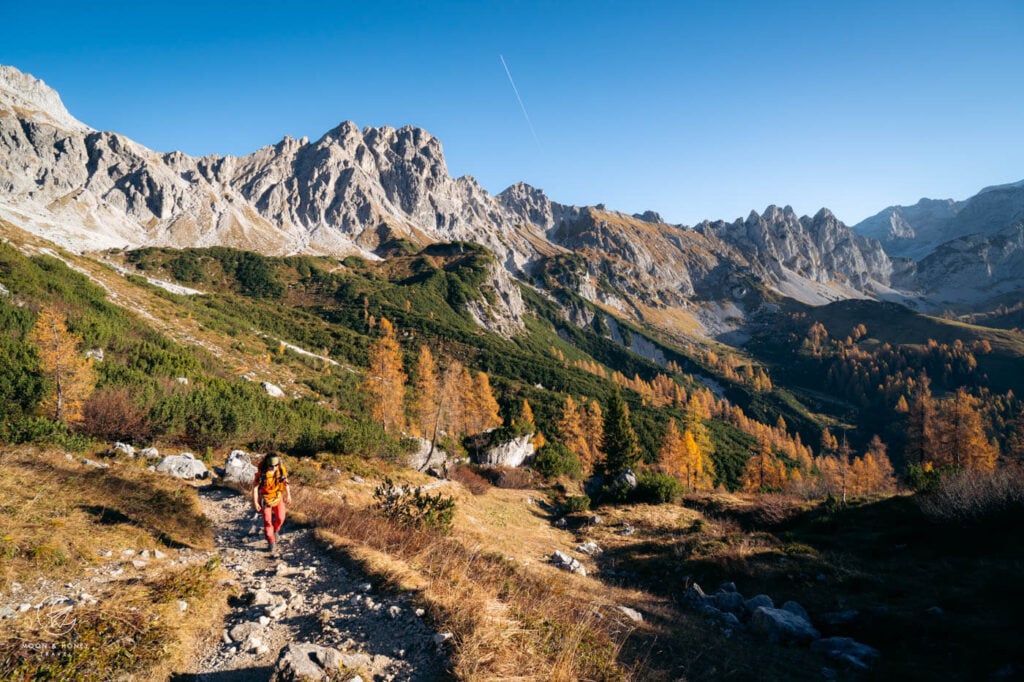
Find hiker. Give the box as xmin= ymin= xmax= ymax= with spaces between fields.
xmin=252 ymin=452 xmax=292 ymax=553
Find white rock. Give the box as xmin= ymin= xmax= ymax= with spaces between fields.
xmin=113 ymin=442 xmax=135 ymax=457
xmin=156 ymin=453 xmax=209 ymax=480
xmin=617 ymin=606 xmax=644 ymax=623
xmin=261 ymin=381 xmax=285 ymax=398
xmin=388 ymin=605 xmax=401 ymax=619
xmin=177 ymin=600 xmax=188 ymax=612
xmin=259 ymin=616 xmax=270 ymax=626
xmin=433 ymin=632 xmax=454 ymax=647
xmin=131 ymin=560 xmax=148 ymax=569
xmin=140 ymin=447 xmax=160 ymax=459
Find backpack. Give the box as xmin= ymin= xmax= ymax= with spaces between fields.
xmin=259 ymin=464 xmax=288 ymax=506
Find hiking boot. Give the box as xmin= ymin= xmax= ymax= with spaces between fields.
xmin=267 ymin=541 xmax=277 ymax=555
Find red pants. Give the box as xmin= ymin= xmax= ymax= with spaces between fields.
xmin=261 ymin=501 xmax=286 ymax=543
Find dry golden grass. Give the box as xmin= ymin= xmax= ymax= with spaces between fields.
xmin=296 ymin=477 xmax=657 ymax=681
xmin=0 ymin=446 xmax=226 ymax=681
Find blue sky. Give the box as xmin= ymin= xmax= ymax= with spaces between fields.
xmin=3 ymin=1 xmax=1022 ymax=225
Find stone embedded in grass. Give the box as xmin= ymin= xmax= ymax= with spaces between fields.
xmin=617 ymin=605 xmax=644 ymax=622
xmin=156 ymin=452 xmax=209 ymax=480
xmin=550 ymin=550 xmax=587 ymax=576
xmin=577 ymin=541 xmax=603 ymax=555
xmin=714 ymin=591 xmax=746 ymax=615
xmin=750 ymin=606 xmax=821 ymax=644
xmin=177 ymin=600 xmax=188 ymax=612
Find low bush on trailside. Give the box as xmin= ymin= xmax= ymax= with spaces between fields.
xmin=373 ymin=478 xmax=456 ymax=534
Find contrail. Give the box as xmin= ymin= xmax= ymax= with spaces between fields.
xmin=499 ymin=54 xmax=542 ymax=150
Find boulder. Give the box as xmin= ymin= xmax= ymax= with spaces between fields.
xmin=139 ymin=447 xmax=160 ymax=459
xmin=781 ymin=600 xmax=811 ymax=622
xmin=617 ymin=605 xmax=644 ymax=622
xmin=175 ymin=377 xmax=189 ymax=385
xmin=155 ymin=453 xmax=209 ymax=480
xmin=612 ymin=468 xmax=638 ymax=490
xmin=811 ymin=637 xmax=880 ymax=670
xmin=550 ymin=550 xmax=587 ymax=576
xmin=577 ymin=542 xmax=603 ymax=555
xmin=714 ymin=591 xmax=746 ymax=616
xmin=477 ymin=434 xmax=534 ymax=468
xmin=273 ymin=642 xmax=345 ymax=681
xmin=262 ymin=381 xmax=285 ymax=398
xmin=221 ymin=450 xmax=257 ymax=491
xmin=81 ymin=458 xmax=109 ymax=469
xmin=745 ymin=594 xmax=775 ymax=613
xmin=85 ymin=348 xmax=104 ymax=362
xmin=750 ymin=606 xmax=821 ymax=644
xmin=113 ymin=442 xmax=134 ymax=457
xmin=406 ymin=437 xmax=451 ymax=473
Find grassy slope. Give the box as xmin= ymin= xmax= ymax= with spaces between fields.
xmin=0 ymin=448 xmax=226 ymax=681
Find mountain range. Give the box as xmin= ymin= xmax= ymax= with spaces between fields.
xmin=1 ymin=64 xmax=1022 ymax=339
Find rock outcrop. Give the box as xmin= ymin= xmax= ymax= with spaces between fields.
xmin=477 ymin=434 xmax=534 ymax=468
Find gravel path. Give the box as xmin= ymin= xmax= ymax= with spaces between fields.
xmin=187 ymin=486 xmax=449 ymax=681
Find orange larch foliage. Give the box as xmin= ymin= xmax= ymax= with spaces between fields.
xmin=27 ymin=304 xmax=96 ymax=424
xmin=362 ymin=317 xmax=406 ymax=434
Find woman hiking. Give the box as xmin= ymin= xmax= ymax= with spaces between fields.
xmin=252 ymin=452 xmax=292 ymax=554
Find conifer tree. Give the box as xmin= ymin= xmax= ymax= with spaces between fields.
xmin=519 ymin=399 xmax=535 ymax=429
xmin=905 ymin=374 xmax=937 ymax=466
xmin=411 ymin=345 xmax=440 ymax=439
xmin=362 ymin=317 xmax=406 ymax=434
xmin=935 ymin=388 xmax=998 ymax=470
xmin=557 ymin=396 xmax=590 ymax=473
xmin=741 ymin=439 xmax=786 ymax=492
xmin=583 ymin=399 xmax=604 ymax=474
xmin=438 ymin=360 xmax=469 ymax=438
xmin=467 ymin=371 xmax=502 ymax=435
xmin=601 ymin=389 xmax=640 ymax=476
xmin=27 ymin=304 xmax=96 ymax=424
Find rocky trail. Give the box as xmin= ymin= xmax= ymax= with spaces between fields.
xmin=185 ymin=486 xmax=449 ymax=681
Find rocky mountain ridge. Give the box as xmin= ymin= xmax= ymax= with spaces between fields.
xmin=1 ymin=63 xmax=1020 ymax=336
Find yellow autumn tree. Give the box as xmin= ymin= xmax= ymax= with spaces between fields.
xmin=934 ymin=388 xmax=998 ymax=471
xmin=411 ymin=345 xmax=441 ymax=439
xmin=466 ymin=371 xmax=502 ymax=435
xmin=556 ymin=395 xmax=589 ymax=466
xmin=659 ymin=419 xmax=715 ymax=491
xmin=519 ymin=399 xmax=535 ymax=429
xmin=438 ymin=360 xmax=470 ymax=438
xmin=583 ymin=399 xmax=604 ymax=473
xmin=362 ymin=317 xmax=406 ymax=434
xmin=741 ymin=440 xmax=787 ymax=493
xmin=28 ymin=304 xmax=96 ymax=424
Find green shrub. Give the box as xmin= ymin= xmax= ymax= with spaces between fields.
xmin=533 ymin=443 xmax=582 ymax=479
xmin=633 ymin=471 xmax=683 ymax=504
xmin=564 ymin=495 xmax=591 ymax=513
xmin=374 ymin=477 xmax=456 ymax=534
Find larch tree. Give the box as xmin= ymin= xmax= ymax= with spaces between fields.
xmin=362 ymin=317 xmax=406 ymax=434
xmin=467 ymin=371 xmax=502 ymax=436
xmin=438 ymin=360 xmax=470 ymax=438
xmin=557 ymin=396 xmax=590 ymax=473
xmin=583 ymin=399 xmax=604 ymax=474
xmin=935 ymin=388 xmax=998 ymax=470
xmin=904 ymin=374 xmax=937 ymax=466
xmin=411 ymin=345 xmax=441 ymax=440
xmin=660 ymin=419 xmax=715 ymax=492
xmin=518 ymin=399 xmax=535 ymax=429
xmin=601 ymin=389 xmax=640 ymax=476
xmin=657 ymin=419 xmax=686 ymax=482
xmin=741 ymin=439 xmax=786 ymax=493
xmin=27 ymin=304 xmax=96 ymax=425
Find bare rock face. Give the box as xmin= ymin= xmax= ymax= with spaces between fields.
xmin=700 ymin=206 xmax=892 ymax=290
xmin=477 ymin=434 xmax=534 ymax=468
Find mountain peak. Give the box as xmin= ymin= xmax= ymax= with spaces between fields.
xmin=0 ymin=65 xmax=90 ymax=133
